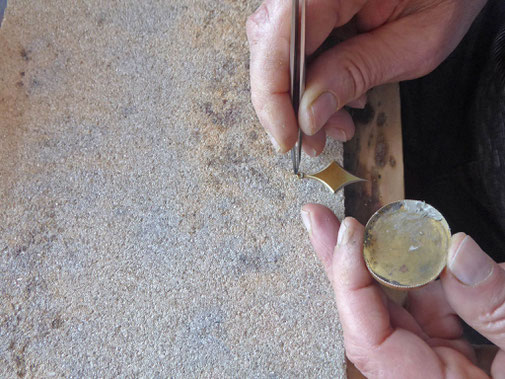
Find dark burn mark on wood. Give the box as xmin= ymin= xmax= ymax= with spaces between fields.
xmin=367 ymin=133 xmax=374 ymax=148
xmin=370 ymin=168 xmax=381 ymax=210
xmin=376 ymin=112 xmax=386 ymax=127
xmin=350 ymin=102 xmax=375 ymax=125
xmin=343 ymin=168 xmax=382 ymax=224
xmin=374 ymin=133 xmax=389 ymax=168
xmin=354 ymin=135 xmax=361 ymax=155
xmin=389 ymin=155 xmax=397 ymax=167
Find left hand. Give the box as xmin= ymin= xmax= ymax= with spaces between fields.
xmin=301 ymin=203 xmax=505 ymax=378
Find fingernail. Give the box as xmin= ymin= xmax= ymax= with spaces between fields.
xmin=266 ymin=132 xmax=281 ymax=153
xmin=302 ymin=92 xmax=337 ymax=134
xmin=332 ymin=128 xmax=348 ymax=142
xmin=347 ymin=94 xmax=367 ymax=109
xmin=337 ymin=218 xmax=352 ymax=246
xmin=301 ymin=209 xmax=312 ymax=234
xmin=448 ymin=235 xmax=493 ymax=286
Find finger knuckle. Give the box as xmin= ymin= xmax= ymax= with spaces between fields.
xmin=409 ymin=45 xmax=446 ymax=78
xmin=347 ymin=355 xmax=381 ymax=377
xmin=332 ymin=0 xmax=367 ymax=26
xmin=346 ymin=343 xmax=377 ymax=375
xmin=407 ymin=24 xmax=455 ymax=78
xmin=339 ymin=53 xmax=372 ymax=100
xmin=477 ymin=296 xmax=505 ymax=338
xmin=246 ymin=2 xmax=270 ymax=42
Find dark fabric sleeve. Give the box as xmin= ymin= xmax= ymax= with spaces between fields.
xmin=400 ymin=0 xmax=505 ymax=263
xmin=400 ymin=0 xmax=505 ymax=345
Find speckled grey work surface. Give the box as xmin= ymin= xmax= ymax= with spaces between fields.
xmin=0 ymin=1 xmax=346 ymax=377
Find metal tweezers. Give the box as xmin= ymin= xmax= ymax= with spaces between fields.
xmin=290 ymin=0 xmax=306 ymax=175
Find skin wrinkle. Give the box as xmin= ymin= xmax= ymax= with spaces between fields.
xmin=387 ymin=300 xmax=428 ymax=339
xmin=407 ymin=282 xmax=463 ymax=339
xmin=441 ymin=263 xmax=505 ymax=350
xmin=344 ymin=340 xmax=380 ymax=375
xmin=340 ymin=55 xmax=369 ymax=103
xmin=484 ymin=298 xmax=505 ymax=323
xmin=477 ymin=316 xmax=505 ymax=341
xmin=479 ymin=278 xmax=505 ymax=324
xmin=250 ymin=0 xmax=487 ymax=154
xmin=427 ymin=338 xmax=476 ymax=364
xmin=302 ymin=203 xmax=505 ymax=376
xmin=437 ymin=346 xmax=490 ymax=379
xmin=422 ymin=314 xmax=462 ymax=339
xmin=373 ymin=330 xmax=443 ymax=378
xmin=250 ymin=49 xmax=290 ymax=93
xmin=433 ymin=347 xmax=459 ymax=379
xmin=336 ymin=285 xmax=392 ymax=346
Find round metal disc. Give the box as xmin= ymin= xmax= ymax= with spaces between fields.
xmin=363 ymin=200 xmax=451 ymax=289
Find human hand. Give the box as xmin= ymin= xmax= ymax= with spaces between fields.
xmin=300 ymin=203 xmax=505 ymax=378
xmin=247 ymin=0 xmax=486 ymax=156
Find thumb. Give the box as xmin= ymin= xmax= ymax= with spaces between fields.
xmin=441 ymin=233 xmax=505 ymax=350
xmin=297 ymin=10 xmax=471 ymax=135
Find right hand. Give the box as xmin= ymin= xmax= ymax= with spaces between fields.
xmin=246 ymin=0 xmax=486 ymax=156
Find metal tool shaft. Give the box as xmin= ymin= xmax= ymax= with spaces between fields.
xmin=290 ymin=0 xmax=305 ymax=175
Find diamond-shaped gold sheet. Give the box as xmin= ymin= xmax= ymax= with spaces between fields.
xmin=304 ymin=161 xmax=365 ymax=193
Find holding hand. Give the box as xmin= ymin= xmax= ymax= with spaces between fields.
xmin=247 ymin=0 xmax=486 ymax=156
xmin=301 ymin=204 xmax=505 ymax=378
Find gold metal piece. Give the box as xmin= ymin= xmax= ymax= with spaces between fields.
xmin=363 ymin=200 xmax=451 ymax=289
xmin=300 ymin=161 xmax=365 ymax=193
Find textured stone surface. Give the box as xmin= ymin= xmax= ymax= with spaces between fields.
xmin=0 ymin=1 xmax=345 ymax=377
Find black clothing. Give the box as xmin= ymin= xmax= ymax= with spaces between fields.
xmin=401 ymin=0 xmax=505 ymax=344
xmin=401 ymin=0 xmax=505 ymax=264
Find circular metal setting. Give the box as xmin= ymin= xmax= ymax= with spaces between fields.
xmin=363 ymin=200 xmax=451 ymax=289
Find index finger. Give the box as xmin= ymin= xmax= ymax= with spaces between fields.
xmin=331 ymin=217 xmax=394 ymax=348
xmin=246 ymin=0 xmax=366 ymax=152
xmin=332 ymin=218 xmax=445 ymax=378
xmin=247 ymin=0 xmax=295 ymax=152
